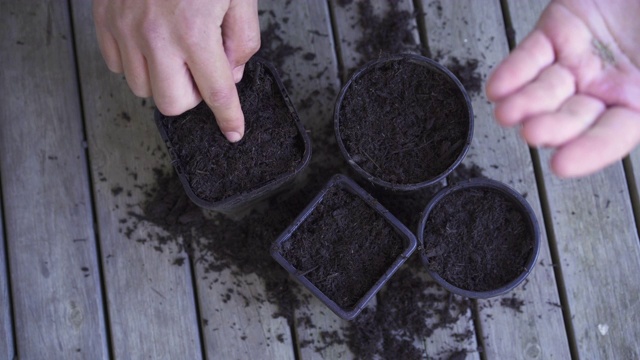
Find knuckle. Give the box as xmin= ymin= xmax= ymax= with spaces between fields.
xmin=205 ymin=86 xmax=236 ymax=110
xmin=245 ymin=34 xmax=261 ymax=55
xmin=236 ymin=35 xmax=261 ymax=63
xmin=138 ymin=19 xmax=166 ymax=51
xmin=178 ymin=20 xmax=210 ymax=48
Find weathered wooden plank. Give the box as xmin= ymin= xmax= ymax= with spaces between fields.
xmin=259 ymin=0 xmax=344 ymax=168
xmin=257 ymin=2 xmax=350 ymax=359
xmin=330 ymin=0 xmax=420 ymax=79
xmin=418 ymin=0 xmax=571 ymax=358
xmin=330 ymin=1 xmax=479 ymax=358
xmin=0 ymin=194 xmax=14 ymax=360
xmin=627 ymin=151 xmax=640 ymax=229
xmin=193 ymin=261 xmax=295 ymax=360
xmin=506 ymin=1 xmax=640 ymax=359
xmin=69 ymin=2 xmax=203 ymax=359
xmin=0 ymin=1 xmax=109 ymax=358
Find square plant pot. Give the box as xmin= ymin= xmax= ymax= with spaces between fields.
xmin=417 ymin=178 xmax=541 ymax=298
xmin=271 ymin=174 xmax=417 ymax=320
xmin=334 ymin=53 xmax=473 ymax=191
xmin=155 ymin=57 xmax=311 ymax=214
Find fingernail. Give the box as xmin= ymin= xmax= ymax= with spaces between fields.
xmin=224 ymin=131 xmax=243 ymax=143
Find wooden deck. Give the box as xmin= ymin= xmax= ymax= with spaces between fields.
xmin=2 ymin=0 xmax=640 ymax=359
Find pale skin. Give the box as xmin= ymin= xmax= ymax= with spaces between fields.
xmin=487 ymin=0 xmax=640 ymax=178
xmin=92 ymin=0 xmax=261 ymax=143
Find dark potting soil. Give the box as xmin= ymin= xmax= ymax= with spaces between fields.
xmin=338 ymin=58 xmax=469 ymax=185
xmin=423 ymin=188 xmax=534 ymax=292
xmin=277 ymin=185 xmax=405 ymax=309
xmin=158 ymin=59 xmax=305 ymax=204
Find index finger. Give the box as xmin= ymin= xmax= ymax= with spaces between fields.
xmin=188 ymin=37 xmax=245 ymax=143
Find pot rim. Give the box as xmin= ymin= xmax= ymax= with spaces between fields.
xmin=154 ymin=56 xmax=312 ymax=214
xmin=416 ymin=178 xmax=541 ymax=299
xmin=334 ymin=53 xmax=474 ymax=191
xmin=270 ymin=174 xmax=418 ymax=320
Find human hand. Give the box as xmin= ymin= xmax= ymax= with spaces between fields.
xmin=486 ymin=0 xmax=640 ymax=177
xmin=93 ymin=0 xmax=260 ymax=142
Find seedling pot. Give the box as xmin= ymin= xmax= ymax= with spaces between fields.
xmin=155 ymin=57 xmax=311 ymax=214
xmin=417 ymin=178 xmax=540 ymax=298
xmin=334 ymin=53 xmax=473 ymax=191
xmin=271 ymin=174 xmax=417 ymax=320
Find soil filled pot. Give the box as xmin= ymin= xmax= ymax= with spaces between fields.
xmin=271 ymin=174 xmax=417 ymax=320
xmin=155 ymin=57 xmax=311 ymax=213
xmin=417 ymin=178 xmax=540 ymax=298
xmin=334 ymin=54 xmax=473 ymax=191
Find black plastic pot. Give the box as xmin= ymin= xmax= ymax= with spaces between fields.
xmin=270 ymin=174 xmax=417 ymax=320
xmin=155 ymin=57 xmax=311 ymax=214
xmin=334 ymin=53 xmax=473 ymax=191
xmin=417 ymin=178 xmax=540 ymax=298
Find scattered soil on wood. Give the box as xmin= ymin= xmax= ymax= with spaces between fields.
xmin=115 ymin=1 xmax=515 ymax=358
xmin=423 ymin=187 xmax=534 ymax=292
xmin=338 ymin=57 xmax=470 ymax=185
xmin=119 ymin=162 xmax=486 ymax=359
xmin=344 ymin=1 xmax=426 ymax=75
xmin=345 ymin=257 xmax=474 ymax=360
xmin=277 ymin=185 xmax=405 ymax=309
xmin=157 ymin=59 xmax=306 ymax=204
xmin=127 ymin=165 xmax=340 ymax=323
xmin=447 ymin=162 xmax=485 ymax=185
xmin=444 ymin=57 xmax=483 ymax=97
xmin=256 ymin=19 xmax=302 ymax=90
xmin=501 ymin=295 xmax=526 ymax=313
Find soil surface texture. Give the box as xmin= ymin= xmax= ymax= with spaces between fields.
xmin=338 ymin=57 xmax=469 ymax=185
xmin=158 ymin=59 xmax=306 ymax=203
xmin=423 ymin=187 xmax=534 ymax=292
xmin=278 ymin=185 xmax=405 ymax=309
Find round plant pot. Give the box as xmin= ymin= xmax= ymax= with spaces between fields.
xmin=271 ymin=174 xmax=417 ymax=320
xmin=417 ymin=178 xmax=540 ymax=298
xmin=334 ymin=53 xmax=473 ymax=191
xmin=155 ymin=57 xmax=311 ymax=214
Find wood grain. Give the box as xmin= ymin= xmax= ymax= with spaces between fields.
xmin=330 ymin=1 xmax=479 ymax=358
xmin=417 ymin=0 xmax=571 ymax=358
xmin=0 ymin=1 xmax=108 ymax=358
xmin=0 ymin=193 xmax=14 ymax=360
xmin=257 ymin=2 xmax=351 ymax=358
xmin=70 ymin=1 xmax=203 ymax=359
xmin=330 ymin=0 xmax=420 ymax=79
xmin=506 ymin=1 xmax=640 ymax=358
xmin=193 ymin=262 xmax=295 ymax=359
